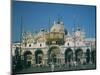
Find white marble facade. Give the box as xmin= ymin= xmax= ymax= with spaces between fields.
xmin=12 ymin=19 xmax=96 ymax=66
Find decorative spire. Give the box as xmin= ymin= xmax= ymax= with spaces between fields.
xmin=57 ymin=17 xmax=60 ymax=24
xmin=56 ymin=15 xmax=62 ymax=24
xmin=77 ymin=24 xmax=81 ymax=31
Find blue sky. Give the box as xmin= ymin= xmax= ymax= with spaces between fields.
xmin=12 ymin=1 xmax=96 ymax=42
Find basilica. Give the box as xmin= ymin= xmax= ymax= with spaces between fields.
xmin=12 ymin=19 xmax=96 ymax=68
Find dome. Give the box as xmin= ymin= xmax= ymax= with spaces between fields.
xmin=74 ymin=27 xmax=85 ymax=38
xmin=75 ymin=30 xmax=81 ymax=37
xmin=50 ymin=20 xmax=64 ymax=33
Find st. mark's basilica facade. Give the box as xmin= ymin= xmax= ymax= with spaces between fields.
xmin=12 ymin=19 xmax=96 ymax=70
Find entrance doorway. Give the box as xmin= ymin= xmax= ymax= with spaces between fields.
xmin=48 ymin=46 xmax=60 ymax=65
xmin=65 ymin=48 xmax=73 ymax=64
xmin=24 ymin=51 xmax=32 ymax=67
xmin=35 ymin=49 xmax=44 ymax=65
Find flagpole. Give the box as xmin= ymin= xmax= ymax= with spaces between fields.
xmin=73 ymin=15 xmax=76 ymax=62
xmin=20 ymin=16 xmax=22 ymax=57
xmin=19 ymin=16 xmax=23 ymax=68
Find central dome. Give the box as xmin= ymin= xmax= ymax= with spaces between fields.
xmin=50 ymin=20 xmax=64 ymax=33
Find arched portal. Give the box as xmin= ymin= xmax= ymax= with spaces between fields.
xmin=15 ymin=47 xmax=20 ymax=60
xmin=86 ymin=49 xmax=91 ymax=63
xmin=35 ymin=49 xmax=44 ymax=65
xmin=48 ymin=46 xmax=60 ymax=65
xmin=91 ymin=49 xmax=96 ymax=64
xmin=65 ymin=48 xmax=73 ymax=64
xmin=75 ymin=48 xmax=83 ymax=64
xmin=24 ymin=51 xmax=32 ymax=67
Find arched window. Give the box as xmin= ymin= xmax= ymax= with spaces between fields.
xmin=67 ymin=43 xmax=69 ymax=46
xmin=29 ymin=44 xmax=31 ymax=47
xmin=40 ymin=44 xmax=42 ymax=47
